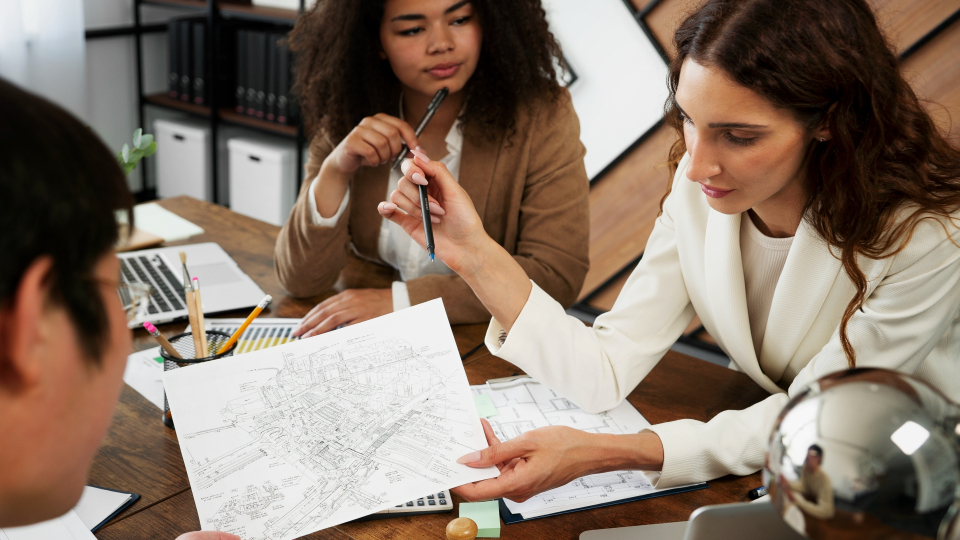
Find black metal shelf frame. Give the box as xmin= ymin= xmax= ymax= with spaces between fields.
xmin=125 ymin=0 xmax=306 ymax=201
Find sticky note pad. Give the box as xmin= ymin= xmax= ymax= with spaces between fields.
xmin=459 ymin=501 xmax=501 ymax=538
xmin=473 ymin=394 xmax=499 ymax=418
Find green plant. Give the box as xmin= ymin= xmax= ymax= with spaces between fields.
xmin=117 ymin=128 xmax=157 ymax=175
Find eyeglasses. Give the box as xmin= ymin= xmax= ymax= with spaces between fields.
xmin=118 ymin=281 xmax=152 ymax=323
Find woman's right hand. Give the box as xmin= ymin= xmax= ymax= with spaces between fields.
xmin=324 ymin=114 xmax=419 ymax=175
xmin=380 ymin=148 xmax=534 ymax=334
xmin=378 ymin=150 xmax=492 ymax=277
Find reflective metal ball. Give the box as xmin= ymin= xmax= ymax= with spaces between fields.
xmin=766 ymin=369 xmax=960 ymax=539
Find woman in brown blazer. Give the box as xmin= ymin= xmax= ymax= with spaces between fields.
xmin=276 ymin=0 xmax=590 ymax=337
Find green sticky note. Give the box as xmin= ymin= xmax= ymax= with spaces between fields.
xmin=459 ymin=501 xmax=501 ymax=538
xmin=153 ymin=356 xmax=164 ymax=364
xmin=473 ymin=393 xmax=499 ymax=418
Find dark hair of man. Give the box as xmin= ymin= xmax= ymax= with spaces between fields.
xmin=809 ymin=444 xmax=823 ymax=459
xmin=661 ymin=0 xmax=960 ymax=367
xmin=289 ymin=0 xmax=565 ymax=143
xmin=0 ymin=80 xmax=134 ymax=364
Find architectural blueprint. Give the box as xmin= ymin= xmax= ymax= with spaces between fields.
xmin=472 ymin=377 xmax=704 ymax=518
xmin=163 ymin=300 xmax=498 ymax=540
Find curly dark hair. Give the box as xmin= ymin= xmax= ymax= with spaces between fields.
xmin=289 ymin=0 xmax=565 ymax=142
xmin=663 ymin=0 xmax=960 ymax=367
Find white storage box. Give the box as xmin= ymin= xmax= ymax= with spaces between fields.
xmin=227 ymin=137 xmax=297 ymax=226
xmin=154 ymin=118 xmax=213 ymax=201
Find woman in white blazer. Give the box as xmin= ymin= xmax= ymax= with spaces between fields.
xmin=379 ymin=0 xmax=960 ymax=501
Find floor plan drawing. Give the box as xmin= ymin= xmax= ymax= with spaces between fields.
xmin=472 ymin=378 xmax=703 ymax=519
xmin=163 ymin=300 xmax=497 ymax=540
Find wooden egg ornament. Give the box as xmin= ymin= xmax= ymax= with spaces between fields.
xmin=446 ymin=517 xmax=479 ymax=540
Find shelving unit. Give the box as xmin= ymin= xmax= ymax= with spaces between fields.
xmin=133 ymin=0 xmax=305 ymax=202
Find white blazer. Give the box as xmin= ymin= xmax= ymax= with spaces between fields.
xmin=485 ymin=153 xmax=960 ymax=488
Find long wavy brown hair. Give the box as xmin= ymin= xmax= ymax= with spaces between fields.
xmin=289 ymin=0 xmax=564 ymax=143
xmin=663 ymin=0 xmax=960 ymax=367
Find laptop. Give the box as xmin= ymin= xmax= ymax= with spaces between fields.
xmin=118 ymin=242 xmax=266 ymax=328
xmin=580 ymin=501 xmax=804 ymax=540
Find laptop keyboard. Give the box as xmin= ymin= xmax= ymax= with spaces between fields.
xmin=120 ymin=255 xmax=187 ymax=315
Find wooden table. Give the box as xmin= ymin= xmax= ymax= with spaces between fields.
xmin=91 ymin=196 xmax=770 ymax=540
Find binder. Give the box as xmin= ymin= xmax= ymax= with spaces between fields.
xmin=235 ymin=29 xmax=247 ymax=113
xmin=178 ymin=20 xmax=192 ymax=102
xmin=192 ymin=22 xmax=206 ymax=105
xmin=276 ymin=38 xmax=290 ymax=124
xmin=83 ymin=486 xmax=141 ymax=532
xmin=265 ymin=33 xmax=280 ymax=121
xmin=245 ymin=30 xmax=257 ymax=116
xmin=254 ymin=31 xmax=267 ymax=118
xmin=168 ymin=22 xmax=180 ymax=98
xmin=497 ymin=484 xmax=708 ymax=524
xmin=288 ymin=54 xmax=299 ymax=125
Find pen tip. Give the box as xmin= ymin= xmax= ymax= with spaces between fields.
xmin=430 ymin=254 xmax=435 ymax=262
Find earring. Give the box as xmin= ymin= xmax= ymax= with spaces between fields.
xmin=819 ymin=137 xmax=826 ymax=142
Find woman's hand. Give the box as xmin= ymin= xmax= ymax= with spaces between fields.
xmin=292 ymin=289 xmax=392 ymax=338
xmin=453 ymin=419 xmax=666 ymax=502
xmin=175 ymin=532 xmax=240 ymax=540
xmin=325 ymin=114 xmax=419 ymax=175
xmin=452 ymin=419 xmax=602 ymax=502
xmin=378 ymin=150 xmax=492 ymax=277
xmin=314 ymin=114 xmax=418 ymax=218
xmin=377 ymin=149 xmax=533 ymax=333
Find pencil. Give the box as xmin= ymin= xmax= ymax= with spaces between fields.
xmin=184 ymin=283 xmax=203 ymax=359
xmin=390 ymin=87 xmax=448 ymax=262
xmin=192 ymin=277 xmax=208 ymax=357
xmin=218 ymin=295 xmax=272 ymax=355
xmin=179 ymin=252 xmax=204 ymax=358
xmin=143 ymin=321 xmax=182 ymax=360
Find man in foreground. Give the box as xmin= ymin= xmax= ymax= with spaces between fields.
xmin=0 ymin=79 xmax=236 ymax=540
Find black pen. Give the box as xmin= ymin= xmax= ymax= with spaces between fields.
xmin=391 ymin=87 xmax=448 ymax=261
xmin=747 ymin=486 xmax=767 ymax=500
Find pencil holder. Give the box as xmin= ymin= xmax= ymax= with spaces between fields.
xmin=160 ymin=330 xmax=237 ymax=429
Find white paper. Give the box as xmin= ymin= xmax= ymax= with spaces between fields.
xmin=132 ymin=203 xmax=204 ymax=242
xmin=73 ymin=486 xmax=133 ymax=531
xmin=473 ymin=378 xmax=704 ymax=518
xmin=0 ymin=510 xmax=95 ymax=540
xmin=123 ymin=347 xmax=164 ymax=410
xmin=163 ymin=300 xmax=498 ymax=540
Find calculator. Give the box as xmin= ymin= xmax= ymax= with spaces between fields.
xmin=358 ymin=489 xmax=453 ymax=520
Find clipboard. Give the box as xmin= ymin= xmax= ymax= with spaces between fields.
xmin=497 ymin=483 xmax=709 ymax=524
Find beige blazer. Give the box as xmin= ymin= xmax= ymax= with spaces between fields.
xmin=486 ymin=153 xmax=960 ymax=488
xmin=274 ymin=90 xmax=590 ymax=324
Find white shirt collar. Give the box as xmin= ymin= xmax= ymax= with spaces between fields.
xmin=399 ymin=93 xmax=464 ymax=159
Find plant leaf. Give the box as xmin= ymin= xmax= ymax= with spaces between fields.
xmin=122 ymin=162 xmax=136 ymax=175
xmin=121 ymin=143 xmax=130 ymax=162
xmin=133 ymin=128 xmax=142 ymax=148
xmin=137 ymin=133 xmax=153 ymax=149
xmin=128 ymin=148 xmax=144 ymax=163
xmin=143 ymin=141 xmax=157 ymax=157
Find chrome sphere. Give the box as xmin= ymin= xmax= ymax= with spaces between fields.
xmin=766 ymin=369 xmax=960 ymax=540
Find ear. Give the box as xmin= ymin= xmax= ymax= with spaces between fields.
xmin=0 ymin=256 xmax=55 ymax=391
xmin=815 ymin=103 xmax=836 ymax=142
